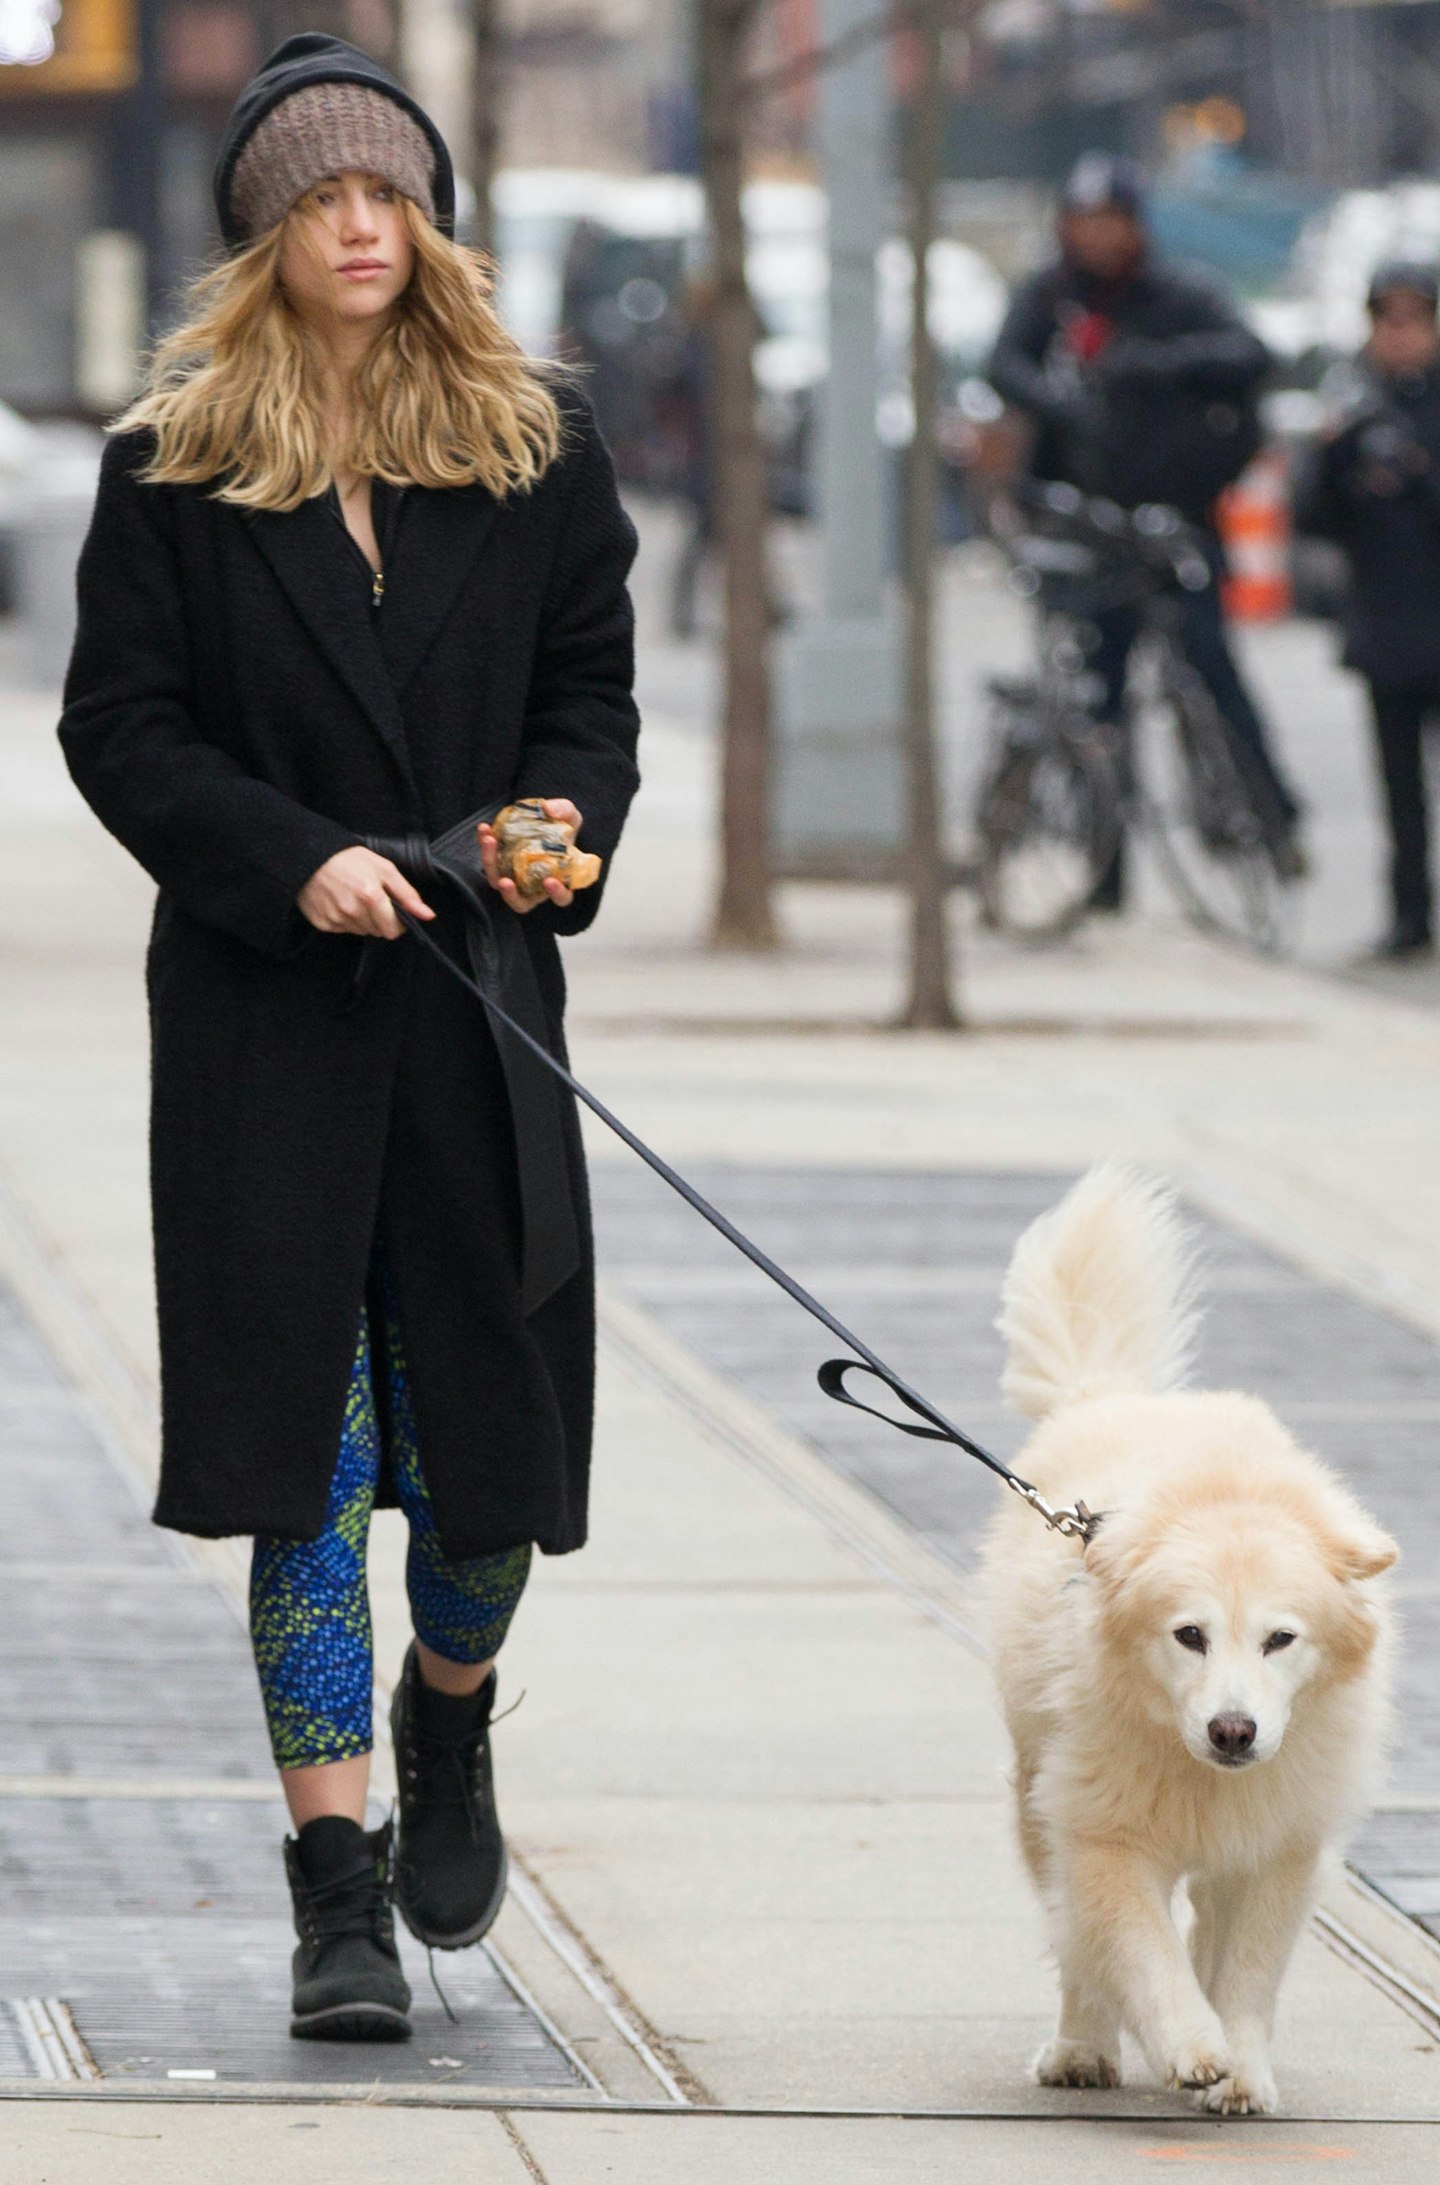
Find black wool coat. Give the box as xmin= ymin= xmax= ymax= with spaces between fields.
xmin=59 ymin=394 xmax=640 ymax=1560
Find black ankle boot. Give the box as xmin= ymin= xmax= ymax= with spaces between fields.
xmin=285 ymin=1815 xmax=412 ymax=2041
xmin=390 ymin=1643 xmax=507 ymax=1949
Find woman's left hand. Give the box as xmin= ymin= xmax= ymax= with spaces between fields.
xmin=477 ymin=798 xmax=584 ymax=914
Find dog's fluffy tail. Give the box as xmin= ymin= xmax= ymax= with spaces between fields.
xmin=997 ymin=1163 xmax=1200 ymax=1419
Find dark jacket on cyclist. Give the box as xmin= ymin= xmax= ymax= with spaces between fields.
xmin=987 ymin=254 xmax=1269 ymax=524
xmin=1294 ymin=359 xmax=1440 ymax=685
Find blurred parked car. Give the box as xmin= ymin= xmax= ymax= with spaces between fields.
xmin=0 ymin=399 xmax=41 ymax=615
xmin=0 ymin=409 xmax=103 ymax=677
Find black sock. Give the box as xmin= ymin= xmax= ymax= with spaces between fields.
xmin=295 ymin=1812 xmax=371 ymax=1882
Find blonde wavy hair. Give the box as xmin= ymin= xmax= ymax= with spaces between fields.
xmin=116 ymin=191 xmax=566 ymax=510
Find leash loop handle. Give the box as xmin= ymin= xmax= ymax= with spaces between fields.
xmin=817 ymin=1357 xmax=981 ymax=1446
xmin=818 ymin=1359 xmax=1099 ymax=1543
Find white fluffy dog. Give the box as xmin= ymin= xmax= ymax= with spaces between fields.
xmin=982 ymin=1165 xmax=1397 ymax=2116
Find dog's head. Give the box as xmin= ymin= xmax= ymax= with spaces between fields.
xmin=1084 ymin=1461 xmax=1396 ymax=1773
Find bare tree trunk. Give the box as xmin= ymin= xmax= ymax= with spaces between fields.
xmin=470 ymin=0 xmax=502 ymax=262
xmin=701 ymin=0 xmax=779 ymax=950
xmin=897 ymin=0 xmax=960 ymax=1028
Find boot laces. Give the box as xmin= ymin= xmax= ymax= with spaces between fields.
xmin=404 ymin=1721 xmax=490 ymax=1843
xmin=304 ymin=1860 xmax=387 ymax=1946
xmin=427 ymin=1947 xmax=460 ymax=2024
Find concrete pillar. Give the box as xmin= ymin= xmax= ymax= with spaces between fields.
xmin=773 ymin=0 xmax=901 ymax=878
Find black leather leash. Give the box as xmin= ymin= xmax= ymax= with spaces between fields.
xmin=380 ymin=837 xmax=1097 ymax=1548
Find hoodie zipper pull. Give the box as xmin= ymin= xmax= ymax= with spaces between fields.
xmin=372 ymin=567 xmax=385 ymax=610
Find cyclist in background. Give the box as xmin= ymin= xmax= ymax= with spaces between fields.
xmin=987 ymin=151 xmax=1305 ymax=904
xmin=1295 ymin=262 xmax=1440 ymax=963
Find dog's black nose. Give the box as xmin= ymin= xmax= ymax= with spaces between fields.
xmin=1208 ymin=1713 xmax=1257 ymax=1759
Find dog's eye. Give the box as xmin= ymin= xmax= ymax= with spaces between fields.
xmin=1263 ymin=1630 xmax=1296 ymax=1653
xmin=1173 ymin=1625 xmax=1208 ymax=1653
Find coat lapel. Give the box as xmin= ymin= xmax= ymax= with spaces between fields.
xmin=377 ymin=483 xmax=503 ymax=694
xmin=245 ymin=498 xmax=414 ymax=785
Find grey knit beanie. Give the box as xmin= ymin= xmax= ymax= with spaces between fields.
xmin=229 ymin=81 xmax=437 ymax=241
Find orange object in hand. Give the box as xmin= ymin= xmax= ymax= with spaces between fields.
xmin=492 ymin=800 xmax=602 ymax=898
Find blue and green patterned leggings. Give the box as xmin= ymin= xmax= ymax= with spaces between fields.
xmin=249 ymin=1262 xmax=532 ymax=1773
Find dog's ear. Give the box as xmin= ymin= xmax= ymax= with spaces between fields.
xmin=1325 ymin=1521 xmax=1398 ymax=1582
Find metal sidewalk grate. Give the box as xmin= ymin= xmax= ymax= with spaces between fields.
xmin=1 ymin=1919 xmax=578 ymax=2090
xmin=0 ymin=1999 xmax=97 ymax=2081
xmin=0 ymin=1277 xmax=586 ymax=2097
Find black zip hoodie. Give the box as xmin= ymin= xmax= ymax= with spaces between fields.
xmin=213 ymin=33 xmax=455 ymax=249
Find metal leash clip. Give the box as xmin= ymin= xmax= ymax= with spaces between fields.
xmin=1009 ymin=1480 xmax=1101 ymax=1544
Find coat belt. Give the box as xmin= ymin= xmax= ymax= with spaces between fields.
xmin=364 ymin=809 xmax=582 ymax=1316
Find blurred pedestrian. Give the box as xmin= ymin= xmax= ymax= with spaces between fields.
xmin=987 ymin=151 xmax=1304 ymax=903
xmin=1295 ymin=262 xmax=1440 ymax=960
xmin=58 ymin=34 xmax=639 ymax=2043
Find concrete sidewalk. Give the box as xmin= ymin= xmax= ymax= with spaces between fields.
xmin=5 ymin=2105 xmax=1440 ymax=2184
xmin=4 ymin=578 xmax=1440 ymax=2177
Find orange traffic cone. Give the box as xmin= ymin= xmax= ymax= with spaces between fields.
xmin=1217 ymin=448 xmax=1292 ymax=622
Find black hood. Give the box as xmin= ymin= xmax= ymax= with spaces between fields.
xmin=213 ymin=33 xmax=455 ymax=249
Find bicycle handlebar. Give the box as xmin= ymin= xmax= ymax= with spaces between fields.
xmin=1000 ymin=480 xmax=1213 ymax=600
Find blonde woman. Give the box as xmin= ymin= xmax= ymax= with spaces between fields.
xmin=59 ymin=34 xmax=639 ymax=2043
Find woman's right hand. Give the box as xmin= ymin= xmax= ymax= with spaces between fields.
xmin=297 ymin=847 xmax=435 ymax=939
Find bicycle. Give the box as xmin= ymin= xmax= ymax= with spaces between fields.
xmin=971 ymin=482 xmax=1299 ymax=953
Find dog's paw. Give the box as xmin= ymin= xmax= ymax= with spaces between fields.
xmin=1033 ymin=2038 xmax=1122 ymax=2089
xmin=1193 ymin=2063 xmax=1279 ymax=2118
xmin=1164 ymin=2035 xmax=1232 ymax=2092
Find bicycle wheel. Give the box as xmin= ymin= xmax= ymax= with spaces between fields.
xmin=974 ymin=713 xmax=1122 ymax=944
xmin=1139 ymin=675 xmax=1296 ymax=955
